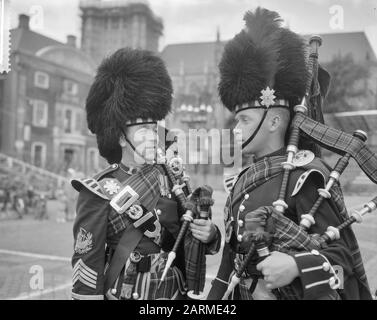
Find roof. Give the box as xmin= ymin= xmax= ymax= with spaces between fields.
xmin=161 ymin=31 xmax=377 ymax=76
xmin=325 ymin=111 xmax=377 ymax=133
xmin=10 ymin=27 xmax=95 ymax=75
xmin=11 ymin=28 xmax=62 ymax=55
xmin=161 ymin=41 xmax=225 ymax=76
xmin=303 ymin=31 xmax=377 ymax=63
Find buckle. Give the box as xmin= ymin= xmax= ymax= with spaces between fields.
xmin=110 ymin=186 xmax=139 ymax=214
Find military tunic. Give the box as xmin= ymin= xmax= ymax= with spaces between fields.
xmin=71 ymin=163 xmax=221 ymax=300
xmin=208 ymin=148 xmax=372 ymax=300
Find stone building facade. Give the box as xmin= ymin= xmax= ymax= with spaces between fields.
xmin=80 ymin=0 xmax=163 ymax=64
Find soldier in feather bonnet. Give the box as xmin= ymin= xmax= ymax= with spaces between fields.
xmin=70 ymin=48 xmax=221 ymax=300
xmin=209 ymin=7 xmax=371 ymax=300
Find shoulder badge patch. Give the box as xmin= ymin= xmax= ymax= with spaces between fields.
xmin=99 ymin=178 xmax=122 ymax=199
xmin=103 ymin=179 xmax=121 ymax=195
xmin=74 ymin=227 xmax=94 ymax=255
xmin=292 ymin=150 xmax=315 ymax=167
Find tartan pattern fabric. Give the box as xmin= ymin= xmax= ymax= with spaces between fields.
xmin=106 ymin=163 xmax=209 ymax=296
xmin=268 ymin=207 xmax=322 ymax=252
xmin=106 ymin=251 xmax=187 ymax=300
xmin=183 ymin=188 xmax=215 ymax=294
xmin=229 ymin=155 xmax=370 ymax=299
xmin=294 ymin=112 xmax=377 ymax=184
xmin=184 ymin=234 xmax=206 ymax=293
xmin=131 ymin=253 xmax=187 ymax=300
xmin=231 ymin=155 xmax=287 ymax=207
xmin=107 ymin=165 xmax=163 ymax=237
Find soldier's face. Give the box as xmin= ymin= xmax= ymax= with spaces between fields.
xmin=127 ymin=123 xmax=158 ymax=162
xmin=234 ymin=108 xmax=269 ymax=157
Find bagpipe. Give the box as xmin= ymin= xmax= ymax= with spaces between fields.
xmin=222 ymin=35 xmax=377 ymax=300
xmin=156 ymin=135 xmax=215 ymax=300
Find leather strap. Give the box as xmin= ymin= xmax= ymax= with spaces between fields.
xmin=104 ymin=225 xmax=144 ymax=292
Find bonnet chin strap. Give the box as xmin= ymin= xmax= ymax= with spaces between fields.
xmin=121 ymin=122 xmax=157 ymax=162
xmin=239 ymin=103 xmax=291 ymax=150
xmin=241 ymin=108 xmax=269 ymax=150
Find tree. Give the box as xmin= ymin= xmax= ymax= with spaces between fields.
xmin=323 ymin=54 xmax=370 ymax=112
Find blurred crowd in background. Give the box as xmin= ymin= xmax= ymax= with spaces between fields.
xmin=0 ymin=169 xmax=81 ymax=223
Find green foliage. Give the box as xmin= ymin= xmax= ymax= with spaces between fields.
xmin=323 ymin=54 xmax=370 ymax=112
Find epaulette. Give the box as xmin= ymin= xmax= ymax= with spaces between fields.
xmin=291 ymin=169 xmax=326 ymax=197
xmin=223 ymin=174 xmax=239 ymax=194
xmin=70 ymin=164 xmax=120 ymax=200
xmin=71 ymin=178 xmax=110 ymax=200
xmin=93 ymin=164 xmax=119 ymax=181
xmin=291 ymin=151 xmax=336 ymax=197
xmin=223 ymin=167 xmax=243 ymax=194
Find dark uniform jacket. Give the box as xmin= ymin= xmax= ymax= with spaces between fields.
xmin=71 ymin=163 xmax=221 ymax=300
xmin=208 ymin=148 xmax=372 ymax=300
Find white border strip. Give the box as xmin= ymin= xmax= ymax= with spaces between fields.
xmin=0 ymin=249 xmax=71 ymax=262
xmin=8 ymin=282 xmax=72 ymax=300
xmin=0 ymin=0 xmax=4 ymax=65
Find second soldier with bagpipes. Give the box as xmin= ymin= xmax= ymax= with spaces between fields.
xmin=208 ymin=7 xmax=374 ymax=300
xmin=70 ymin=48 xmax=222 ymax=300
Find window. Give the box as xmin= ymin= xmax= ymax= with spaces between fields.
xmin=32 ymin=100 xmax=48 ymax=127
xmin=24 ymin=125 xmax=31 ymax=141
xmin=87 ymin=148 xmax=99 ymax=172
xmin=64 ymin=149 xmax=74 ymax=168
xmin=34 ymin=71 xmax=49 ymax=89
xmin=31 ymin=142 xmax=46 ymax=168
xmin=64 ymin=80 xmax=78 ymax=96
xmin=75 ymin=112 xmax=82 ymax=133
xmin=64 ymin=109 xmax=73 ymax=133
xmin=111 ymin=18 xmax=119 ymax=29
xmin=63 ymin=108 xmax=83 ymax=134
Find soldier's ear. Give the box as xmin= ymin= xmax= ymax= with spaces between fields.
xmin=268 ymin=110 xmax=285 ymax=132
xmin=119 ymin=130 xmax=128 ymax=148
xmin=269 ymin=114 xmax=280 ymax=131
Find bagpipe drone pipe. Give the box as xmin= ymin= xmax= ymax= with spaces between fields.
xmin=156 ymin=128 xmax=215 ymax=300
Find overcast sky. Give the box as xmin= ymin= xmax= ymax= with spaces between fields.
xmin=9 ymin=0 xmax=377 ymax=50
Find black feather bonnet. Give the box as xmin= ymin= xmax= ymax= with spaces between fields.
xmin=85 ymin=48 xmax=173 ymax=164
xmin=219 ymin=7 xmax=310 ymax=112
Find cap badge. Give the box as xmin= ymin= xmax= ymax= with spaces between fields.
xmin=260 ymin=86 xmax=276 ymax=108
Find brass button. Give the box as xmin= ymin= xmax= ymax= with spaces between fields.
xmin=132 ymin=292 xmax=139 ymax=300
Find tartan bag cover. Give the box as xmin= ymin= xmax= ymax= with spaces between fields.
xmin=294 ymin=112 xmax=377 ymax=184
xmin=232 ymin=155 xmax=371 ymax=299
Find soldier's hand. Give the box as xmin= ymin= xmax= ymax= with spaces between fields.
xmin=190 ymin=219 xmax=217 ymax=244
xmin=256 ymin=251 xmax=299 ymax=290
